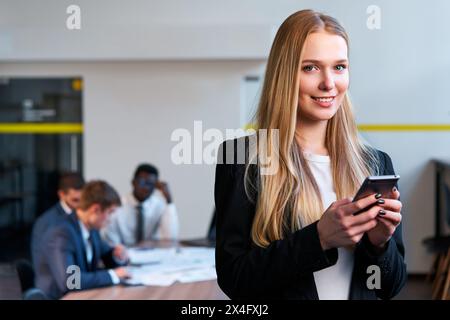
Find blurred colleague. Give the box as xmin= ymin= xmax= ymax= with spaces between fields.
xmin=31 ymin=172 xmax=85 ymax=267
xmin=35 ymin=180 xmax=130 ymax=299
xmin=102 ymin=163 xmax=179 ymax=246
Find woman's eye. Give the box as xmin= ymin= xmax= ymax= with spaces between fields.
xmin=335 ymin=64 xmax=347 ymax=71
xmin=302 ymin=65 xmax=317 ymax=72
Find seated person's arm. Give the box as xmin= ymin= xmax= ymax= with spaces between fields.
xmin=100 ymin=209 xmax=123 ymax=246
xmin=46 ymin=227 xmax=114 ymax=296
xmin=156 ymin=201 xmax=179 ymax=240
xmin=99 ymin=236 xmax=129 ymax=268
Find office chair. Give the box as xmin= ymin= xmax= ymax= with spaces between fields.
xmin=423 ymin=182 xmax=450 ymax=300
xmin=15 ymin=259 xmax=47 ymax=300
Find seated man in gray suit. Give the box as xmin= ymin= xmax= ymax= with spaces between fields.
xmin=31 ymin=172 xmax=85 ymax=268
xmin=35 ymin=180 xmax=130 ymax=299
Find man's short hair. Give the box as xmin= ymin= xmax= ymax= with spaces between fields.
xmin=58 ymin=172 xmax=85 ymax=192
xmin=133 ymin=163 xmax=159 ymax=179
xmin=79 ymin=180 xmax=121 ymax=211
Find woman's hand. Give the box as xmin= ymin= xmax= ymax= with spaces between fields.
xmin=366 ymin=188 xmax=402 ymax=252
xmin=317 ymin=194 xmax=383 ymax=250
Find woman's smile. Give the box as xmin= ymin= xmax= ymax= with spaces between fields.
xmin=311 ymin=95 xmax=336 ymax=107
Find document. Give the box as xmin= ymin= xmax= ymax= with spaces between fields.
xmin=125 ymin=247 xmax=216 ymax=286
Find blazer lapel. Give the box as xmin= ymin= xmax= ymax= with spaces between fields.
xmin=68 ymin=213 xmax=89 ymax=271
xmin=89 ymin=231 xmax=101 ymax=271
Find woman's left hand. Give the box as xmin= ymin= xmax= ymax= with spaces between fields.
xmin=366 ymin=187 xmax=402 ymax=252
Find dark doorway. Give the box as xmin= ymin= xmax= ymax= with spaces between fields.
xmin=0 ymin=77 xmax=83 ymax=262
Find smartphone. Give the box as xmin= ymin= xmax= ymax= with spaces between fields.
xmin=352 ymin=175 xmax=400 ymax=215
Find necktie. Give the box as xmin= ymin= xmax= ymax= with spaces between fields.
xmin=136 ymin=204 xmax=144 ymax=243
xmin=86 ymin=233 xmax=94 ymax=270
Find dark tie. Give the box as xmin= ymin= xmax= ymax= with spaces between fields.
xmin=87 ymin=233 xmax=96 ymax=271
xmin=136 ymin=204 xmax=144 ymax=243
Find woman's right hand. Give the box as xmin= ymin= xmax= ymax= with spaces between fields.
xmin=317 ymin=194 xmax=383 ymax=250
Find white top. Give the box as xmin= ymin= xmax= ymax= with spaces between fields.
xmin=303 ymin=151 xmax=354 ymax=300
xmin=78 ymin=220 xmax=119 ymax=284
xmin=101 ymin=189 xmax=179 ymax=246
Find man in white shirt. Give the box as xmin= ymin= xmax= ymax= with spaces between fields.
xmin=102 ymin=163 xmax=179 ymax=246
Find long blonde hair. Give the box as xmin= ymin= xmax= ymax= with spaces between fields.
xmin=245 ymin=10 xmax=380 ymax=248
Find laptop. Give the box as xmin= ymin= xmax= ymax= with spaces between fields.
xmin=180 ymin=209 xmax=216 ymax=247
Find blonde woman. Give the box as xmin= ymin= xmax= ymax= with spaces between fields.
xmin=214 ymin=10 xmax=406 ymax=300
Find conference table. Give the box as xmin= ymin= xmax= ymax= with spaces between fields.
xmin=63 ymin=279 xmax=227 ymax=300
xmin=63 ymin=240 xmax=228 ymax=300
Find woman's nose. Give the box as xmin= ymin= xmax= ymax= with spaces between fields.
xmin=318 ymin=71 xmax=335 ymax=91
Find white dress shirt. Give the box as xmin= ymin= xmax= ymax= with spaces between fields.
xmin=101 ymin=189 xmax=179 ymax=246
xmin=303 ymin=151 xmax=354 ymax=300
xmin=78 ymin=220 xmax=119 ymax=284
xmin=60 ymin=200 xmax=72 ymax=215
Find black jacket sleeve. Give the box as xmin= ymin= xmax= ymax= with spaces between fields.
xmin=356 ymin=151 xmax=407 ymax=299
xmin=215 ymin=140 xmax=407 ymax=300
xmin=214 ymin=141 xmax=338 ymax=299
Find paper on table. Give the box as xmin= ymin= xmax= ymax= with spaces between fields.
xmin=129 ymin=247 xmax=214 ymax=267
xmin=177 ymin=266 xmax=217 ymax=283
xmin=124 ymin=247 xmax=217 ymax=286
xmin=128 ymin=247 xmax=177 ymax=265
xmin=126 ymin=267 xmax=177 ymax=286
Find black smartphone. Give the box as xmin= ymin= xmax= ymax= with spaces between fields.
xmin=352 ymin=175 xmax=400 ymax=215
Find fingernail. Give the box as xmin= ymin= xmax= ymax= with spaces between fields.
xmin=375 ymin=193 xmax=382 ymax=199
xmin=377 ymin=199 xmax=385 ymax=204
xmin=378 ymin=209 xmax=386 ymax=215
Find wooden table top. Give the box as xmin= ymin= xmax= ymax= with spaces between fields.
xmin=63 ymin=279 xmax=228 ymax=300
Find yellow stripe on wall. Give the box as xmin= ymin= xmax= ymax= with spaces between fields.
xmin=1 ymin=123 xmax=447 ymax=134
xmin=358 ymin=124 xmax=450 ymax=131
xmin=244 ymin=123 xmax=450 ymax=132
xmin=0 ymin=123 xmax=83 ymax=134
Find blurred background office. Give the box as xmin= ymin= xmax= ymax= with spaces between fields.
xmin=1 ymin=0 xmax=450 ymax=299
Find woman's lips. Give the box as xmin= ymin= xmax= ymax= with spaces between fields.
xmin=311 ymin=96 xmax=335 ymax=107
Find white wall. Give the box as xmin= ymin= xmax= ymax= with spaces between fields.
xmin=2 ymin=0 xmax=450 ymax=273
xmin=0 ymin=0 xmax=281 ymax=60
xmin=0 ymin=60 xmax=264 ymax=239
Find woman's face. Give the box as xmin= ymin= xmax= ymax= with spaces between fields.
xmin=298 ymin=31 xmax=349 ymax=122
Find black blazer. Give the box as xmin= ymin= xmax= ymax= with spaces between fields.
xmin=214 ymin=137 xmax=407 ymax=300
xmin=35 ymin=213 xmax=122 ymax=299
